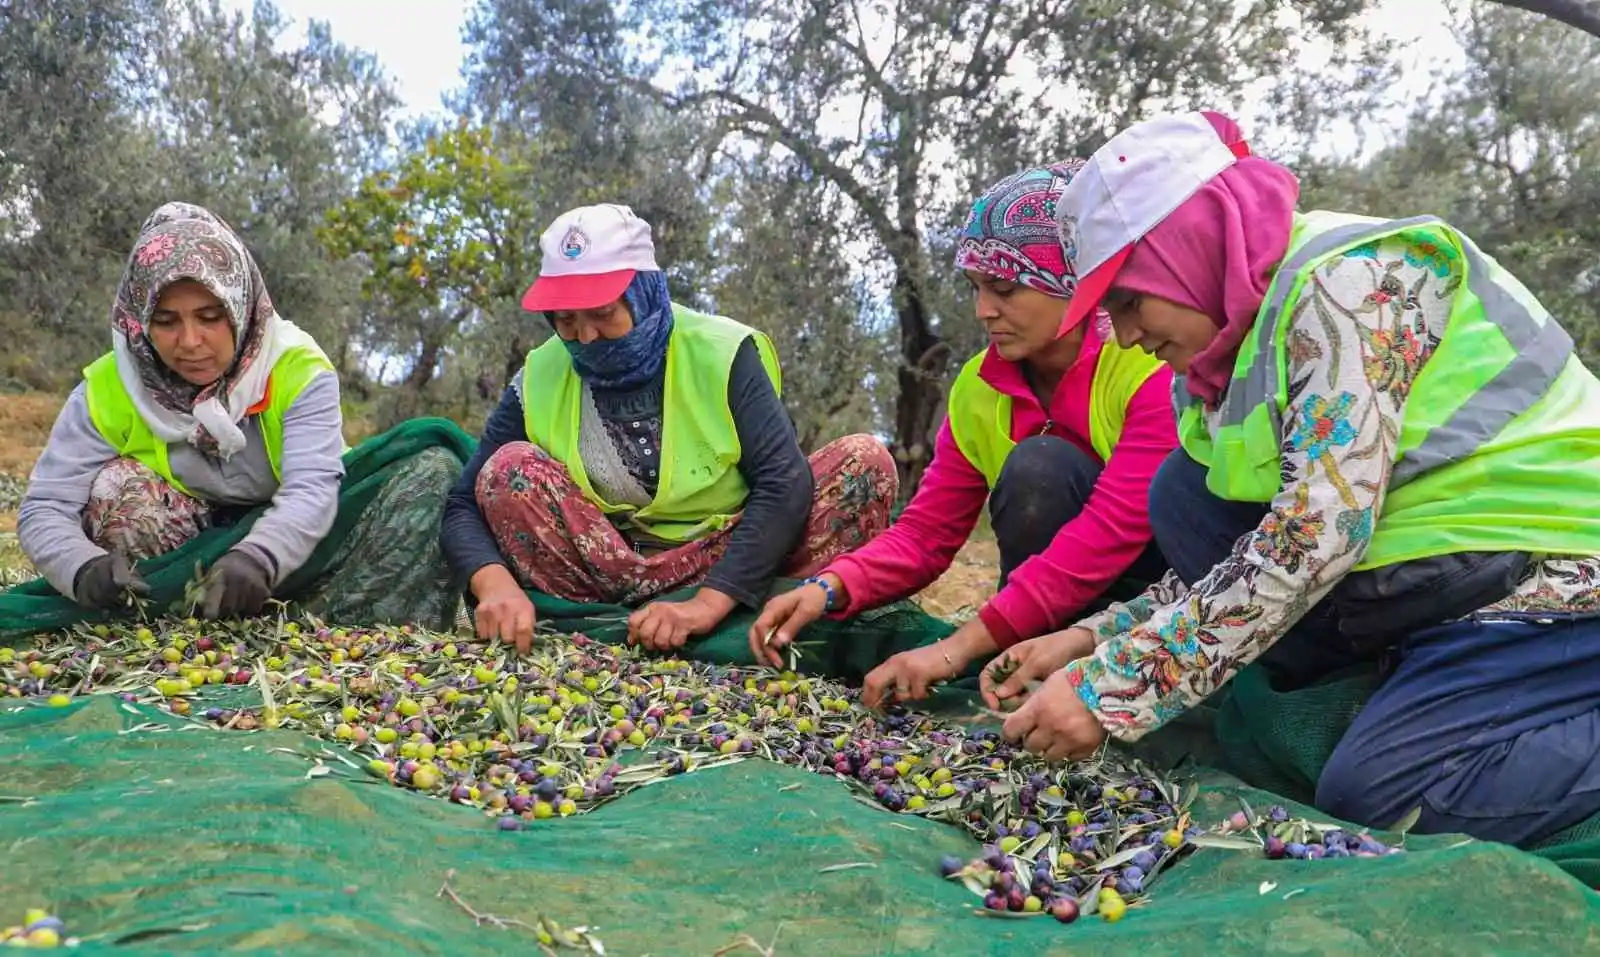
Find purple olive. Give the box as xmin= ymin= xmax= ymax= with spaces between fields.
xmin=1264 ymin=836 xmax=1287 ymax=859
xmin=939 ymin=855 xmax=964 ymax=877
xmin=498 ymin=817 xmax=522 ymax=831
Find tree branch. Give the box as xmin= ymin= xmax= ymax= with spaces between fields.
xmin=832 ymin=0 xmax=902 ymax=108
xmin=580 ymin=58 xmax=901 ymax=250
xmin=1487 ymin=0 xmax=1600 ymax=39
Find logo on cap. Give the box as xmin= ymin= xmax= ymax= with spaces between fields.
xmin=560 ymin=226 xmax=588 ymax=260
xmin=1057 ymin=213 xmax=1079 ymax=261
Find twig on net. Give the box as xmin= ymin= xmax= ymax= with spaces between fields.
xmin=711 ymin=925 xmax=783 ymax=957
xmin=437 ymin=868 xmax=537 ymax=933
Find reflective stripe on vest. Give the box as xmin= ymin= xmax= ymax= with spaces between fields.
xmin=948 ymin=337 xmax=1164 ymax=489
xmin=1197 ymin=213 xmax=1573 ymax=493
xmin=1179 ymin=210 xmax=1600 ymax=570
xmin=520 ymin=305 xmax=783 ymax=543
xmin=81 ymin=344 xmax=336 ymax=494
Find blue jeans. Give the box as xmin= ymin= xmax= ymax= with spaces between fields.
xmin=989 ymin=435 xmax=1166 ymax=608
xmin=1149 ymin=448 xmax=1600 ymax=846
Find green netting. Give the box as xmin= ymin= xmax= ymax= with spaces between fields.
xmin=4 ymin=418 xmax=1600 ymax=952
xmin=4 ymin=693 xmax=1598 ymax=955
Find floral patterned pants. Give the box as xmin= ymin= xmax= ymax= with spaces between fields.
xmin=79 ymin=450 xmax=465 ymax=628
xmin=475 ymin=434 xmax=899 ymax=605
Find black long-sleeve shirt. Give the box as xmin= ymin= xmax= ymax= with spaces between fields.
xmin=441 ymin=338 xmax=812 ymax=607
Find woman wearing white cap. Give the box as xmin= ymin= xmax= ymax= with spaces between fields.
xmin=440 ymin=204 xmax=898 ymax=654
xmin=985 ymin=111 xmax=1600 ymax=847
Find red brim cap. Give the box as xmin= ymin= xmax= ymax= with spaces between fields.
xmin=520 ymin=269 xmax=636 ymax=312
xmin=1059 ymin=244 xmax=1133 ymax=338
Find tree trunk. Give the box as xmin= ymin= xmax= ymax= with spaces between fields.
xmin=886 ymin=107 xmax=949 ymax=501
xmin=501 ymin=336 xmax=526 ymax=391
xmin=1489 ymin=0 xmax=1600 ymax=37
xmin=405 ymin=337 xmax=445 ymax=392
xmin=888 ymin=254 xmax=950 ymax=499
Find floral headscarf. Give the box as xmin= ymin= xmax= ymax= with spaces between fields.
xmin=954 ymin=160 xmax=1089 ymax=300
xmin=111 ymin=202 xmax=315 ymax=459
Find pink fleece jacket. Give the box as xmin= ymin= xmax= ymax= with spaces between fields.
xmin=823 ymin=334 xmax=1177 ymax=648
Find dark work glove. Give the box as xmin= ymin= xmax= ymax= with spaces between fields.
xmin=199 ymin=549 xmax=275 ymax=620
xmin=73 ymin=553 xmax=150 ymax=610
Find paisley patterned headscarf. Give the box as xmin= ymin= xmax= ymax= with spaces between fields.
xmin=111 ymin=202 xmax=317 ymax=459
xmin=954 ymin=160 xmax=1089 ymax=301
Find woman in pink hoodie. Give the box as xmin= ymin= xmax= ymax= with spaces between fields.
xmin=750 ymin=161 xmax=1178 ymax=705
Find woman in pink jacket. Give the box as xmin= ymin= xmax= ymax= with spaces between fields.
xmin=750 ymin=161 xmax=1178 ymax=705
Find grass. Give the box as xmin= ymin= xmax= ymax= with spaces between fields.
xmin=0 ymin=393 xmax=56 ymax=478
xmin=0 ymin=393 xmax=50 ymax=581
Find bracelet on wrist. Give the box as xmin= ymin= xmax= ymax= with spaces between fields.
xmin=802 ymin=575 xmax=838 ymax=612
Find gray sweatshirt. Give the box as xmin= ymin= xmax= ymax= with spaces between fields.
xmin=18 ymin=373 xmax=345 ymax=599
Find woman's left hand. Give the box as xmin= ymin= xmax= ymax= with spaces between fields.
xmin=860 ymin=619 xmax=998 ymax=709
xmin=628 ymin=589 xmax=734 ymax=652
xmin=1001 ymin=670 xmax=1109 ymax=762
xmin=861 ymin=641 xmax=965 ymax=709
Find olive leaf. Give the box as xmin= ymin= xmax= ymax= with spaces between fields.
xmin=1187 ymin=835 xmax=1260 ymax=851
xmin=1387 ymin=806 xmax=1423 ymax=837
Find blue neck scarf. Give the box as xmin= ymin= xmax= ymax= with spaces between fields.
xmin=560 ymin=271 xmax=675 ymax=391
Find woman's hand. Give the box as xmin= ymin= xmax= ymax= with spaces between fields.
xmin=979 ymin=626 xmax=1096 ymax=712
xmin=860 ymin=620 xmax=998 ymax=708
xmin=1001 ymin=669 xmax=1109 ymax=762
xmin=630 ymin=588 xmax=735 ymax=653
xmin=471 ymin=564 xmax=537 ymax=654
xmin=748 ymin=575 xmax=843 ymax=668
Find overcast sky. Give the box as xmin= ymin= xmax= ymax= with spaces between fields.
xmin=223 ymin=0 xmax=1466 ymax=161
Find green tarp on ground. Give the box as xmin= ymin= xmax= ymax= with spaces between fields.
xmin=2 ymin=694 xmax=1597 ymax=956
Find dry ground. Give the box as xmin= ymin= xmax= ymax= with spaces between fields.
xmin=0 ymin=392 xmax=1000 ymax=613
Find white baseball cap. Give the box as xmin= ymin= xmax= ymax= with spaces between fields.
xmin=522 ymin=203 xmax=661 ymax=311
xmin=1057 ymin=112 xmax=1252 ymax=331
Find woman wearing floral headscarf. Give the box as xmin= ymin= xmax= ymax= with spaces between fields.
xmin=752 ymin=163 xmax=1177 ymax=704
xmin=19 ymin=202 xmax=346 ymax=619
xmin=990 ymin=111 xmax=1600 ymax=848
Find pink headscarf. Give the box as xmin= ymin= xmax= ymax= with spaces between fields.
xmin=1111 ymin=112 xmax=1300 ymax=406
